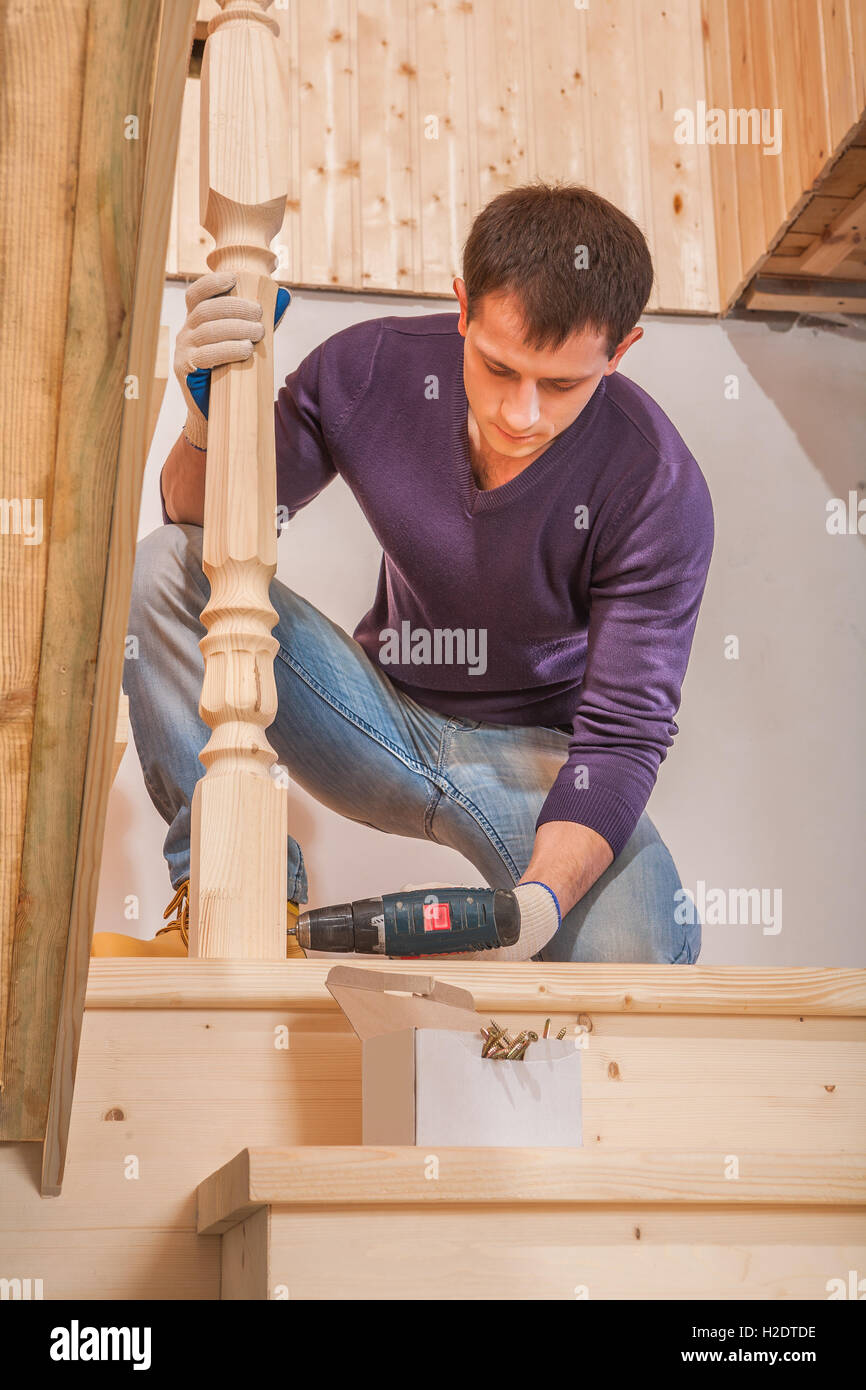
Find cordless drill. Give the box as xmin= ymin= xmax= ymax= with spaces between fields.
xmin=289 ymin=886 xmax=521 ymax=956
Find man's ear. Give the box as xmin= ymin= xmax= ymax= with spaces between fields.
xmin=453 ymin=277 xmax=469 ymax=336
xmin=604 ymin=324 xmax=643 ymax=375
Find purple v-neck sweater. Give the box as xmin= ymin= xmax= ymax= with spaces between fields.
xmin=163 ymin=312 xmax=713 ymax=857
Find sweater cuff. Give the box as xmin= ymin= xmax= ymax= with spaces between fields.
xmin=536 ymin=781 xmax=642 ymax=860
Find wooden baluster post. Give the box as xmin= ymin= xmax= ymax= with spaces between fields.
xmin=188 ymin=0 xmax=289 ymax=959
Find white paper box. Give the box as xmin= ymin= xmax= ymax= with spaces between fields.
xmin=326 ymin=964 xmax=582 ymax=1148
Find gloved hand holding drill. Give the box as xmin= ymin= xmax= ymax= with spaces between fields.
xmin=173 ymin=270 xmax=292 ymax=450
xmin=493 ymin=881 xmax=561 ymax=961
xmin=293 ymin=880 xmax=562 ymax=962
xmin=408 ymin=881 xmax=562 ymax=961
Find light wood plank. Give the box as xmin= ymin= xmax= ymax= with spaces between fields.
xmin=820 ymin=0 xmax=858 ymax=151
xmin=148 ymin=325 xmax=171 ymax=453
xmin=0 ymin=1227 xmax=218 ymax=1300
xmin=0 ymin=0 xmax=89 ymax=1091
xmin=82 ymin=959 xmax=866 ymax=1014
xmin=525 ymin=0 xmax=590 ymax=188
xmin=415 ymin=0 xmax=471 ymax=293
xmin=850 ymin=0 xmax=866 ymax=114
xmin=38 ymin=0 xmax=199 ymax=1192
xmin=702 ymin=0 xmax=745 ymax=309
xmin=222 ymin=1206 xmax=270 ymax=1299
xmin=587 ymin=0 xmax=648 ymax=230
xmin=3 ymin=998 xmax=861 ymax=1237
xmin=472 ymin=0 xmax=530 ymax=210
xmin=197 ymin=1144 xmax=866 ymax=1232
xmin=771 ymin=0 xmax=810 ymax=215
xmin=818 ymin=141 xmax=866 ymax=196
xmin=760 ymin=251 xmax=866 ymax=278
xmin=267 ymin=1207 xmax=866 ymax=1299
xmin=357 ymin=0 xmax=418 ymax=291
xmin=726 ymin=0 xmax=769 ymax=280
xmin=638 ymin=1 xmax=717 ymax=311
xmin=794 ymin=183 xmax=866 ymax=272
xmin=112 ymin=694 xmax=129 ymax=785
xmin=790 ymin=189 xmax=855 ymax=232
xmin=175 ymin=76 xmax=213 ymax=277
xmin=748 ymin=0 xmax=786 ymax=245
xmin=744 ymin=272 xmax=866 ymax=311
xmin=0 ymin=0 xmax=171 ymax=1147
xmin=298 ymin=0 xmax=361 ymax=288
xmin=795 ymin=0 xmax=834 ymax=185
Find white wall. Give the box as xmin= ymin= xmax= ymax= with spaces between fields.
xmin=94 ymin=283 xmax=866 ymax=965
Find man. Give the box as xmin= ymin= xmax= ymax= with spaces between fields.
xmin=92 ymin=183 xmax=713 ymax=962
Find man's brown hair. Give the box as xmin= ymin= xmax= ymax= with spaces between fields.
xmin=462 ymin=183 xmax=654 ymax=359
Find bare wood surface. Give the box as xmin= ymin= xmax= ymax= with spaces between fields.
xmin=1 ymin=986 xmax=862 ymax=1298
xmin=264 ymin=1205 xmax=865 ymax=1300
xmin=701 ymin=0 xmax=866 ymax=311
xmin=0 ymin=0 xmax=89 ymax=1089
xmin=744 ymin=273 xmax=866 ymax=313
xmin=34 ymin=0 xmax=199 ymax=1193
xmin=167 ymin=0 xmax=719 ymax=313
xmin=82 ymin=960 xmax=866 ymax=1015
xmin=794 ymin=185 xmax=866 ymax=274
xmin=3 ymin=1002 xmax=862 ymax=1234
xmin=112 ymin=695 xmax=129 ymax=785
xmin=0 ymin=0 xmax=182 ymax=1148
xmin=222 ymin=1207 xmax=270 ymax=1299
xmin=188 ymin=0 xmax=290 ymax=960
xmin=197 ymin=1144 xmax=866 ymax=1233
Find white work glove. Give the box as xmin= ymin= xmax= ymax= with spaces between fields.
xmin=173 ymin=270 xmax=265 ymax=449
xmin=400 ymin=880 xmax=561 ymax=962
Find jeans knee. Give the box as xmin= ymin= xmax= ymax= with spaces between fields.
xmin=612 ymin=814 xmax=697 ymax=963
xmin=128 ymin=524 xmax=206 ymax=627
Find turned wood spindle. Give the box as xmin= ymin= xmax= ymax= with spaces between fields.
xmin=188 ymin=0 xmax=290 ymax=959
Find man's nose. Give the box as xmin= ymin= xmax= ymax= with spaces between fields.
xmin=501 ymin=381 xmax=541 ymax=431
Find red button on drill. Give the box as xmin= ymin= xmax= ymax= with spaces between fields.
xmin=422 ymin=901 xmax=452 ymax=932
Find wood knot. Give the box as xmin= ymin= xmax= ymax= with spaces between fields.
xmin=824 ymin=1084 xmax=836 ymax=1092
xmin=103 ymin=1107 xmax=125 ymax=1122
xmin=634 ymin=1226 xmax=641 ymax=1240
xmin=608 ymin=1061 xmax=621 ymax=1080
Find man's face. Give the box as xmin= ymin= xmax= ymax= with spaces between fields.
xmin=455 ymin=280 xmax=641 ymax=462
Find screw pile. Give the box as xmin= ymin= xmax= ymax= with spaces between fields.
xmin=480 ymin=1017 xmax=566 ymax=1060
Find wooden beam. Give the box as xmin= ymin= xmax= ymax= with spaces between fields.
xmin=112 ymin=695 xmax=129 ymax=785
xmin=32 ymin=0 xmax=199 ymax=1190
xmin=148 ymin=324 xmax=172 ymax=453
xmin=0 ymin=0 xmax=89 ymax=1094
xmin=188 ymin=0 xmax=290 ymax=960
xmin=0 ymin=0 xmax=174 ymax=1146
xmin=743 ymin=273 xmax=866 ymax=313
xmin=197 ymin=1145 xmax=866 ymax=1233
xmin=794 ymin=186 xmax=866 ymax=276
xmin=82 ymin=960 xmax=866 ymax=1016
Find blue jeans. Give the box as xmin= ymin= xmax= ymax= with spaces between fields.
xmin=122 ymin=523 xmax=700 ymax=964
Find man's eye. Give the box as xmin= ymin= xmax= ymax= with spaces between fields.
xmin=547 ymin=381 xmax=577 ymax=393
xmin=486 ymin=364 xmax=510 ymax=377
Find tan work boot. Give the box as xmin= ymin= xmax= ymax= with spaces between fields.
xmin=90 ymin=879 xmax=306 ymax=958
